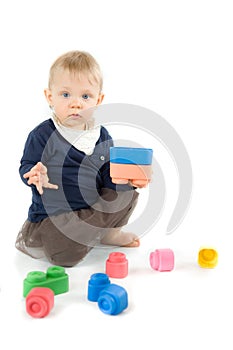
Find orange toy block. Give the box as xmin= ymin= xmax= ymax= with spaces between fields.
xmin=110 ymin=163 xmax=152 ymax=187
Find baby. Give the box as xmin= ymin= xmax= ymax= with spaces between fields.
xmin=16 ymin=50 xmax=140 ymax=267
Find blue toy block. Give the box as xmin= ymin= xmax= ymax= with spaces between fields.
xmin=97 ymin=284 xmax=128 ymax=315
xmin=110 ymin=147 xmax=153 ymax=165
xmin=87 ymin=273 xmax=111 ymax=302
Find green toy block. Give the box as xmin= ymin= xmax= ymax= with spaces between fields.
xmin=23 ymin=266 xmax=69 ymax=297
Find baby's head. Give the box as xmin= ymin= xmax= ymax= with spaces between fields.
xmin=48 ymin=50 xmax=103 ymax=92
xmin=45 ymin=51 xmax=104 ymax=129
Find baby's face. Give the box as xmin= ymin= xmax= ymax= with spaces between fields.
xmin=45 ymin=69 xmax=104 ymax=129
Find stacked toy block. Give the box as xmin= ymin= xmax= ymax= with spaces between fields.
xmin=110 ymin=147 xmax=153 ymax=187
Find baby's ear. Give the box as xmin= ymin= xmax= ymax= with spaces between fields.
xmin=44 ymin=88 xmax=53 ymax=105
xmin=97 ymin=93 xmax=104 ymax=105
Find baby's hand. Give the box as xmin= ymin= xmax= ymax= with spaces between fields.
xmin=129 ymin=179 xmax=150 ymax=188
xmin=23 ymin=161 xmax=58 ymax=195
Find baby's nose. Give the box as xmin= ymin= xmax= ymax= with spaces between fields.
xmin=70 ymin=98 xmax=82 ymax=108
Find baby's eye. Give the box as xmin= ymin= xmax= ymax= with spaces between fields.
xmin=82 ymin=94 xmax=90 ymax=100
xmin=62 ymin=92 xmax=70 ymax=98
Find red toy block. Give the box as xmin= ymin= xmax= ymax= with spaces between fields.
xmin=106 ymin=252 xmax=128 ymax=278
xmin=26 ymin=287 xmax=54 ymax=318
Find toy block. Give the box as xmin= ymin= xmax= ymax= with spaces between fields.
xmin=198 ymin=247 xmax=218 ymax=268
xmin=106 ymin=252 xmax=128 ymax=278
xmin=87 ymin=273 xmax=111 ymax=302
xmin=110 ymin=163 xmax=152 ymax=185
xmin=98 ymin=284 xmax=128 ymax=315
xmin=110 ymin=147 xmax=153 ymax=187
xmin=110 ymin=147 xmax=153 ymax=165
xmin=26 ymin=287 xmax=54 ymax=318
xmin=150 ymin=249 xmax=175 ymax=271
xmin=23 ymin=265 xmax=69 ymax=297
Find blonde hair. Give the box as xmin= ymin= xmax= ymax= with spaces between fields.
xmin=48 ymin=50 xmax=103 ymax=91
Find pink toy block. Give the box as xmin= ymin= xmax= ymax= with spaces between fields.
xmin=26 ymin=287 xmax=54 ymax=318
xmin=106 ymin=252 xmax=128 ymax=278
xmin=150 ymin=249 xmax=174 ymax=271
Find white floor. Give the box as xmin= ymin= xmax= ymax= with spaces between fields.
xmin=0 ymin=213 xmax=231 ymax=350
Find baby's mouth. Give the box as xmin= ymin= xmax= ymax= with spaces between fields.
xmin=69 ymin=114 xmax=81 ymax=118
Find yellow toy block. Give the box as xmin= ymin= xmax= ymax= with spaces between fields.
xmin=198 ymin=247 xmax=218 ymax=268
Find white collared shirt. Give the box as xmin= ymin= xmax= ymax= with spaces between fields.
xmin=52 ymin=117 xmax=101 ymax=155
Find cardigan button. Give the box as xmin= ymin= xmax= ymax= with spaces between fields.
xmin=100 ymin=155 xmax=105 ymax=161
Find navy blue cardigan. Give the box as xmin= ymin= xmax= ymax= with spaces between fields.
xmin=20 ymin=119 xmax=132 ymax=222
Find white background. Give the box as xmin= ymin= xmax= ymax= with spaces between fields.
xmin=0 ymin=0 xmax=233 ymax=349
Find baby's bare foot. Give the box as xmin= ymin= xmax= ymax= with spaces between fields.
xmin=101 ymin=228 xmax=140 ymax=247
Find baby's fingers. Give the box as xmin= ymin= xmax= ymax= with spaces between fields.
xmin=44 ymin=183 xmax=59 ymax=190
xmin=23 ymin=170 xmax=39 ymax=179
xmin=37 ymin=182 xmax=58 ymax=195
xmin=27 ymin=175 xmax=39 ymax=185
xmin=23 ymin=171 xmax=33 ymax=179
xmin=37 ymin=175 xmax=43 ymax=195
